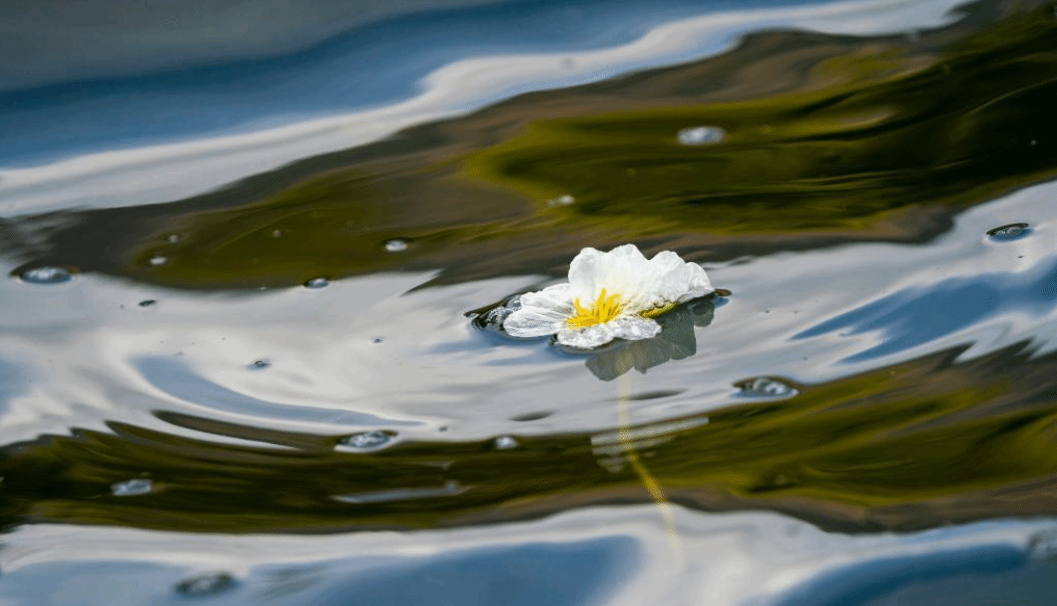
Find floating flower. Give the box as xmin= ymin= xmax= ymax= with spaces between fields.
xmin=503 ymin=244 xmax=713 ymax=349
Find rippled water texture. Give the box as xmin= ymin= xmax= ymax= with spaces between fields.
xmin=3 ymin=0 xmax=1057 ymax=604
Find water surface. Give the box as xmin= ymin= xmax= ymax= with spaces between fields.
xmin=2 ymin=0 xmax=1057 ymax=604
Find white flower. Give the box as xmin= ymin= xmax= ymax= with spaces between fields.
xmin=502 ymin=244 xmax=713 ymax=349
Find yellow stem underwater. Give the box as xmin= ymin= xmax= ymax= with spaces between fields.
xmin=617 ymin=374 xmax=684 ymax=564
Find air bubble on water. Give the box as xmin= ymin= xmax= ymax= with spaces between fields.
xmin=511 ymin=411 xmax=553 ymax=422
xmin=1028 ymin=529 xmax=1057 ymax=560
xmin=304 ymin=277 xmax=329 ymax=289
xmin=138 ymin=299 xmax=156 ymax=307
xmin=338 ymin=430 xmax=397 ymax=451
xmin=249 ymin=359 xmax=270 ymax=369
xmin=271 ymin=229 xmax=283 ymax=238
xmin=471 ymin=295 xmax=522 ymax=333
xmin=174 ymin=572 xmax=237 ymax=597
xmin=149 ymin=255 xmax=168 ymax=266
xmin=18 ymin=266 xmax=73 ymax=284
xmin=734 ymin=377 xmax=799 ymax=398
xmin=987 ymin=222 xmax=1031 ymax=241
xmin=494 ymin=435 xmax=518 ymax=450
xmin=385 ymin=239 xmax=409 ymax=252
xmin=111 ymin=478 xmax=153 ymax=496
xmin=677 ymin=126 xmax=725 ymax=146
xmin=166 ymin=234 xmax=182 ymax=244
xmin=548 ymin=194 xmax=575 ymax=206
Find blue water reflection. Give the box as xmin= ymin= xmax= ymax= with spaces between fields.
xmin=135 ymin=356 xmax=415 ymax=428
xmin=0 ymin=0 xmax=962 ymax=168
xmin=796 ymin=256 xmax=1057 ymax=362
xmin=0 ymin=0 xmax=809 ymax=166
xmin=1 ymin=0 xmax=1055 ymax=604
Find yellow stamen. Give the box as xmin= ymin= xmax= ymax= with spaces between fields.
xmin=567 ymin=288 xmax=624 ymax=329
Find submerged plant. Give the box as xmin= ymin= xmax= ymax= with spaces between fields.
xmin=502 ymin=244 xmax=713 ymax=348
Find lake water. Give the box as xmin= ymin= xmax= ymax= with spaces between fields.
xmin=2 ymin=0 xmax=1057 ymax=604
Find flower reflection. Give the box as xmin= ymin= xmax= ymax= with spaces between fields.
xmin=558 ymin=296 xmax=717 ymax=381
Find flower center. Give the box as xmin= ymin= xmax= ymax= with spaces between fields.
xmin=567 ymin=288 xmax=624 ymax=329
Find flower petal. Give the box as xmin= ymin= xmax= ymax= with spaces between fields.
xmin=609 ymin=316 xmax=662 ymax=340
xmin=647 ymin=250 xmax=713 ymax=304
xmin=557 ymin=324 xmax=617 ymax=349
xmin=568 ymin=244 xmax=654 ymax=301
xmin=567 ymin=247 xmax=605 ymax=297
xmin=502 ymin=283 xmax=574 ymax=337
xmin=557 ymin=316 xmax=661 ymax=349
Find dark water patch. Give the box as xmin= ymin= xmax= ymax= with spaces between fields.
xmin=5 ymin=8 xmax=1057 ymax=289
xmin=5 ymin=343 xmax=1057 ymax=534
xmin=772 ymin=544 xmax=1027 ymax=606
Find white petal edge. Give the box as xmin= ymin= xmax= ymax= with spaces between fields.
xmin=502 ymin=283 xmax=575 ymax=338
xmin=556 ymin=316 xmax=660 ymax=348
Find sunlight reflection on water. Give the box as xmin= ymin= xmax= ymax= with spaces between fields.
xmin=2 ymin=0 xmax=1057 ymax=604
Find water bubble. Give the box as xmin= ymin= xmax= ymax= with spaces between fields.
xmin=511 ymin=411 xmax=552 ymax=422
xmin=149 ymin=255 xmax=168 ymax=266
xmin=471 ymin=295 xmax=522 ymax=333
xmin=384 ymin=239 xmax=409 ymax=253
xmin=249 ymin=359 xmax=270 ymax=369
xmin=271 ymin=229 xmax=283 ymax=238
xmin=166 ymin=234 xmax=182 ymax=244
xmin=338 ymin=430 xmax=397 ymax=451
xmin=138 ymin=299 xmax=156 ymax=307
xmin=987 ymin=222 xmax=1031 ymax=241
xmin=547 ymin=194 xmax=575 ymax=206
xmin=174 ymin=572 xmax=237 ymax=597
xmin=494 ymin=435 xmax=518 ymax=450
xmin=18 ymin=266 xmax=73 ymax=284
xmin=304 ymin=277 xmax=329 ymax=289
xmin=1028 ymin=529 xmax=1057 ymax=560
xmin=332 ymin=480 xmax=463 ymax=504
xmin=677 ymin=126 xmax=725 ymax=146
xmin=111 ymin=478 xmax=153 ymax=496
xmin=734 ymin=377 xmax=799 ymax=398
